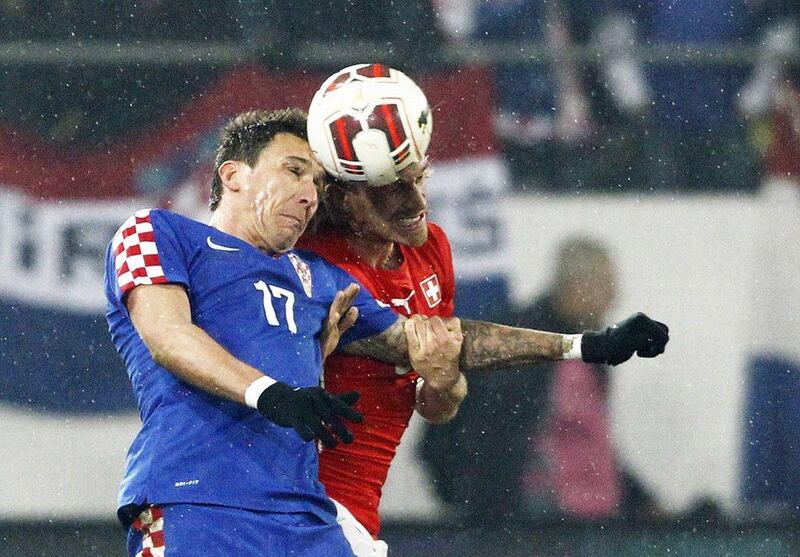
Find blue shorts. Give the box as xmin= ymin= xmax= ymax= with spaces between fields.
xmin=126 ymin=504 xmax=355 ymax=557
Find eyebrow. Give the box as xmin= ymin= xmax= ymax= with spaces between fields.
xmin=285 ymin=156 xmax=311 ymax=166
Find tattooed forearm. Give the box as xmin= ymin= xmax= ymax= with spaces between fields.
xmin=458 ymin=319 xmax=566 ymax=372
xmin=341 ymin=317 xmax=411 ymax=366
xmin=343 ymin=316 xmax=572 ymax=373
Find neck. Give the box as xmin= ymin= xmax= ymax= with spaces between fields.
xmin=209 ymin=207 xmax=241 ymax=238
xmin=209 ymin=206 xmax=268 ymax=252
xmin=344 ymin=231 xmax=400 ymax=269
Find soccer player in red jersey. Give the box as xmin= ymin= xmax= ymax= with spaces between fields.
xmin=300 ymin=160 xmax=669 ymax=554
xmin=299 ymin=163 xmax=465 ymax=554
xmin=298 ymin=65 xmax=670 ymax=556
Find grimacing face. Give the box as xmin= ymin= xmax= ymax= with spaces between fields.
xmin=346 ymin=162 xmax=430 ymax=247
xmin=239 ymin=133 xmax=323 ymax=254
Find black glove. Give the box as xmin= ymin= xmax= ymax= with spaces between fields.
xmin=581 ymin=312 xmax=669 ymax=366
xmin=257 ymin=382 xmax=363 ymax=448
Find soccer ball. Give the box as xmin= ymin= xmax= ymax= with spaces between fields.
xmin=307 ymin=63 xmax=433 ymax=187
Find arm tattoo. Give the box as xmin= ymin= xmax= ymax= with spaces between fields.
xmin=459 ymin=319 xmax=565 ymax=373
xmin=341 ymin=316 xmax=568 ymax=374
xmin=341 ymin=317 xmax=411 ymax=367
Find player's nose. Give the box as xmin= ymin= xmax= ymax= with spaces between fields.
xmin=296 ymin=176 xmax=318 ymax=207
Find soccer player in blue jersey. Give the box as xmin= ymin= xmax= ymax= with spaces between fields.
xmin=106 ymin=106 xmax=670 ymax=557
xmin=105 ymin=108 xmax=410 ymax=557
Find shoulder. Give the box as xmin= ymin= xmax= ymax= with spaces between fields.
xmin=110 ymin=209 xmax=208 ymax=264
xmin=297 ymin=227 xmax=357 ymax=267
xmin=112 ymin=208 xmax=160 ymax=248
xmin=149 ymin=209 xmax=203 ymax=231
xmin=427 ymin=221 xmax=448 ymax=241
xmin=419 ymin=221 xmax=453 ymax=262
xmin=114 ymin=208 xmax=197 ymax=234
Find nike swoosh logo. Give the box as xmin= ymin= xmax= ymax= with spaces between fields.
xmin=206 ymin=236 xmax=240 ymax=252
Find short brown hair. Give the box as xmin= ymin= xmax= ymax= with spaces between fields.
xmin=209 ymin=108 xmax=308 ymax=211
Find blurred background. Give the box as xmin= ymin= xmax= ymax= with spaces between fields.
xmin=1 ymin=0 xmax=800 ymax=555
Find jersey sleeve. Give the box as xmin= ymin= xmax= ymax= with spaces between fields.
xmin=107 ymin=208 xmax=190 ymax=304
xmin=331 ymin=265 xmax=399 ymax=346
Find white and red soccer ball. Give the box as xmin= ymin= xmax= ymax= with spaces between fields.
xmin=307 ymin=63 xmax=433 ymax=187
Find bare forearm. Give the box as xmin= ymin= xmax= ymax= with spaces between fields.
xmin=146 ymin=323 xmax=263 ymax=404
xmin=341 ymin=317 xmax=411 ymax=366
xmin=416 ymin=373 xmax=467 ymax=424
xmin=459 ymin=319 xmax=571 ymax=373
xmin=345 ymin=317 xmax=576 ymax=373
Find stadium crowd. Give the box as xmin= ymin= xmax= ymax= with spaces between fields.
xmin=1 ymin=0 xmax=799 ymax=195
xmin=2 ymin=1 xmax=800 ymax=555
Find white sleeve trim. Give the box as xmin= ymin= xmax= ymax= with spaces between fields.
xmin=563 ymin=333 xmax=583 ymax=360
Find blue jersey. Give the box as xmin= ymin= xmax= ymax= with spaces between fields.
xmin=104 ymin=209 xmax=397 ymax=522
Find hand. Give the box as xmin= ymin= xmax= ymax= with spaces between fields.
xmin=256 ymin=382 xmax=363 ymax=448
xmin=404 ymin=315 xmax=464 ymax=391
xmin=581 ymin=312 xmax=669 ymax=366
xmin=320 ymin=283 xmax=360 ymax=358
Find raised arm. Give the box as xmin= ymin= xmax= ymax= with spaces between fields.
xmin=460 ymin=313 xmax=669 ymax=371
xmin=343 ymin=312 xmax=669 ymax=373
xmin=341 ymin=316 xmax=566 ymax=373
xmin=340 ymin=317 xmax=413 ymax=367
xmin=458 ymin=319 xmax=568 ymax=372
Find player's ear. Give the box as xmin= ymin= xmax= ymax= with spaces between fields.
xmin=218 ymin=160 xmax=245 ymax=193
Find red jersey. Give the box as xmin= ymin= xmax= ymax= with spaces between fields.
xmin=297 ymin=222 xmax=455 ymax=536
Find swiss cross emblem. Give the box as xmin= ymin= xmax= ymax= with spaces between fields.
xmin=419 ymin=274 xmax=441 ymax=308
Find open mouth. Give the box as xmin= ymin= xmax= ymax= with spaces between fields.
xmin=396 ymin=213 xmax=425 ymax=229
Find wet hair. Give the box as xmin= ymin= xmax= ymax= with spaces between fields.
xmin=308 ymin=176 xmax=349 ymax=234
xmin=309 ymin=160 xmax=432 ymax=234
xmin=209 ymin=108 xmax=308 ymax=211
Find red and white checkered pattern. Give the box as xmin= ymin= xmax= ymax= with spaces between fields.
xmin=112 ymin=209 xmax=167 ymax=294
xmin=132 ymin=506 xmax=166 ymax=557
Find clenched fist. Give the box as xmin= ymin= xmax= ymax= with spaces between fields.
xmin=582 ymin=312 xmax=669 ymax=366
